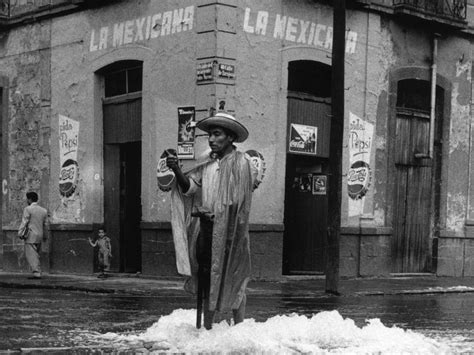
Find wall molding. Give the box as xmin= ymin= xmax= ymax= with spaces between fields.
xmin=140 ymin=221 xmax=284 ymax=232
xmin=341 ymin=226 xmax=393 ymax=236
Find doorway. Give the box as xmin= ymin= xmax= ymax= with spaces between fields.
xmin=392 ymin=79 xmax=444 ymax=273
xmin=283 ymin=60 xmax=332 ymax=275
xmin=101 ymin=61 xmax=143 ymax=273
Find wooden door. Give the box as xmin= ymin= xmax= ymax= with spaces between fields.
xmin=283 ymin=95 xmax=331 ymax=274
xmin=392 ymin=109 xmax=433 ymax=272
xmin=103 ymin=96 xmax=142 ymax=273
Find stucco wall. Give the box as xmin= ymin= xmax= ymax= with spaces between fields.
xmin=1 ymin=0 xmax=473 ymax=277
xmin=0 ymin=21 xmax=52 ymax=228
xmin=48 ymin=1 xmax=198 ymax=225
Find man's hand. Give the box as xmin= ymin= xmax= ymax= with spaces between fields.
xmin=162 ymin=149 xmax=190 ymax=193
xmin=192 ymin=207 xmax=215 ymax=222
xmin=165 ymin=153 xmax=180 ymax=172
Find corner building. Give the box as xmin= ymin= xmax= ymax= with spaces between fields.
xmin=1 ymin=0 xmax=474 ymax=279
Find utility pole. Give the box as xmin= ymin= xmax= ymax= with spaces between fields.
xmin=326 ymin=0 xmax=346 ymax=294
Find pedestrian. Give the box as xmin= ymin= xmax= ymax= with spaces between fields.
xmin=88 ymin=228 xmax=112 ymax=278
xmin=167 ymin=112 xmax=257 ymax=330
xmin=17 ymin=191 xmax=49 ymax=279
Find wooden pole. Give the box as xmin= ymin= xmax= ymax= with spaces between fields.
xmin=325 ymin=0 xmax=346 ymax=295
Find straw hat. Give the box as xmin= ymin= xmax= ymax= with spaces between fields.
xmin=196 ymin=113 xmax=249 ymax=143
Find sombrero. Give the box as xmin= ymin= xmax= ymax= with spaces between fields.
xmin=196 ymin=113 xmax=249 ymax=143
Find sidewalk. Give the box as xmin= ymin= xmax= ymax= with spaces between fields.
xmin=1 ymin=271 xmax=474 ymax=297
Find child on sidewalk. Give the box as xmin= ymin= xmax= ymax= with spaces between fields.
xmin=88 ymin=228 xmax=112 ymax=278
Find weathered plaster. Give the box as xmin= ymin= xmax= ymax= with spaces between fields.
xmin=449 ymin=82 xmax=471 ymax=153
xmin=446 ymin=192 xmax=467 ymax=232
xmin=4 ymin=37 xmax=51 ymax=228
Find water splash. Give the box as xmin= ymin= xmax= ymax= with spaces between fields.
xmin=83 ymin=309 xmax=450 ymax=354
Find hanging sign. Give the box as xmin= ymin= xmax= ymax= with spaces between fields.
xmin=177 ymin=106 xmax=196 ymax=159
xmin=58 ymin=114 xmax=79 ymax=197
xmin=288 ymin=123 xmax=317 ymax=155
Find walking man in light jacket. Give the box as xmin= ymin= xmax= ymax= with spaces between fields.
xmin=18 ymin=191 xmax=49 ymax=279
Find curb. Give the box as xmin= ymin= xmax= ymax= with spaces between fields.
xmin=357 ymin=287 xmax=474 ymax=296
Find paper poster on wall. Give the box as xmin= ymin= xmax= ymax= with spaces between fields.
xmin=312 ymin=175 xmax=327 ymax=195
xmin=288 ymin=123 xmax=317 ymax=155
xmin=347 ymin=112 xmax=373 ymax=217
xmin=58 ymin=114 xmax=79 ymax=198
xmin=177 ymin=106 xmax=195 ymax=159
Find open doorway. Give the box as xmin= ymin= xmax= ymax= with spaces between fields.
xmin=100 ymin=61 xmax=143 ymax=273
xmin=283 ymin=60 xmax=332 ymax=275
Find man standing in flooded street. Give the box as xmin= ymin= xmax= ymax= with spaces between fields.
xmin=166 ymin=113 xmax=256 ymax=330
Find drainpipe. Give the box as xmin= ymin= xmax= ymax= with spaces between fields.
xmin=428 ymin=34 xmax=440 ymax=159
xmin=415 ymin=34 xmax=440 ymax=159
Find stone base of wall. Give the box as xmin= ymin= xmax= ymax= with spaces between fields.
xmin=141 ymin=222 xmax=178 ymax=277
xmin=49 ymin=224 xmax=96 ymax=275
xmin=437 ymin=222 xmax=474 ymax=276
xmin=340 ymin=227 xmax=392 ymax=278
xmin=2 ymin=228 xmax=50 ymax=274
xmin=140 ymin=222 xmax=284 ymax=280
xmin=249 ymin=225 xmax=284 ymax=280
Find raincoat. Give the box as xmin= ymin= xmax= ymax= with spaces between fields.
xmin=170 ymin=148 xmax=254 ymax=311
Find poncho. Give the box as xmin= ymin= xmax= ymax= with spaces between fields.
xmin=171 ymin=149 xmax=253 ymax=311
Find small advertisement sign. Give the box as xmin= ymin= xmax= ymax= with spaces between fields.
xmin=288 ymin=123 xmax=317 ymax=155
xmin=218 ymin=63 xmax=235 ymax=79
xmin=196 ymin=62 xmax=213 ymax=82
xmin=177 ymin=106 xmax=196 ymax=159
xmin=312 ymin=175 xmax=327 ymax=195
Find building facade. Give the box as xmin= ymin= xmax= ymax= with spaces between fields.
xmin=0 ymin=0 xmax=473 ymax=279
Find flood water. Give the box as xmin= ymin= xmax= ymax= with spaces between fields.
xmin=1 ymin=287 xmax=473 ymax=353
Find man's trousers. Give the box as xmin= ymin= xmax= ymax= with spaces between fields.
xmin=25 ymin=243 xmax=41 ymax=276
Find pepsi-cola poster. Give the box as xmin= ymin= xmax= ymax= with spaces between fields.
xmin=177 ymin=106 xmax=195 ymax=159
xmin=347 ymin=112 xmax=373 ymax=217
xmin=58 ymin=114 xmax=79 ymax=198
xmin=288 ymin=123 xmax=317 ymax=155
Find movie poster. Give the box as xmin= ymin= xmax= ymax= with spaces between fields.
xmin=177 ymin=106 xmax=195 ymax=159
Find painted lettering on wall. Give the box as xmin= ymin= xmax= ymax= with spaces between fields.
xmin=89 ymin=6 xmax=194 ymax=52
xmin=243 ymin=8 xmax=358 ymax=54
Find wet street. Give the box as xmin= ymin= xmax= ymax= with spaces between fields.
xmin=1 ymin=286 xmax=474 ymax=352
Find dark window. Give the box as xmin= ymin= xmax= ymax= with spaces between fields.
xmin=288 ymin=60 xmax=331 ymax=98
xmin=396 ymin=79 xmax=444 ymax=113
xmin=102 ymin=61 xmax=143 ymax=98
xmin=127 ymin=67 xmax=143 ymax=93
xmin=105 ymin=70 xmax=127 ymax=97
